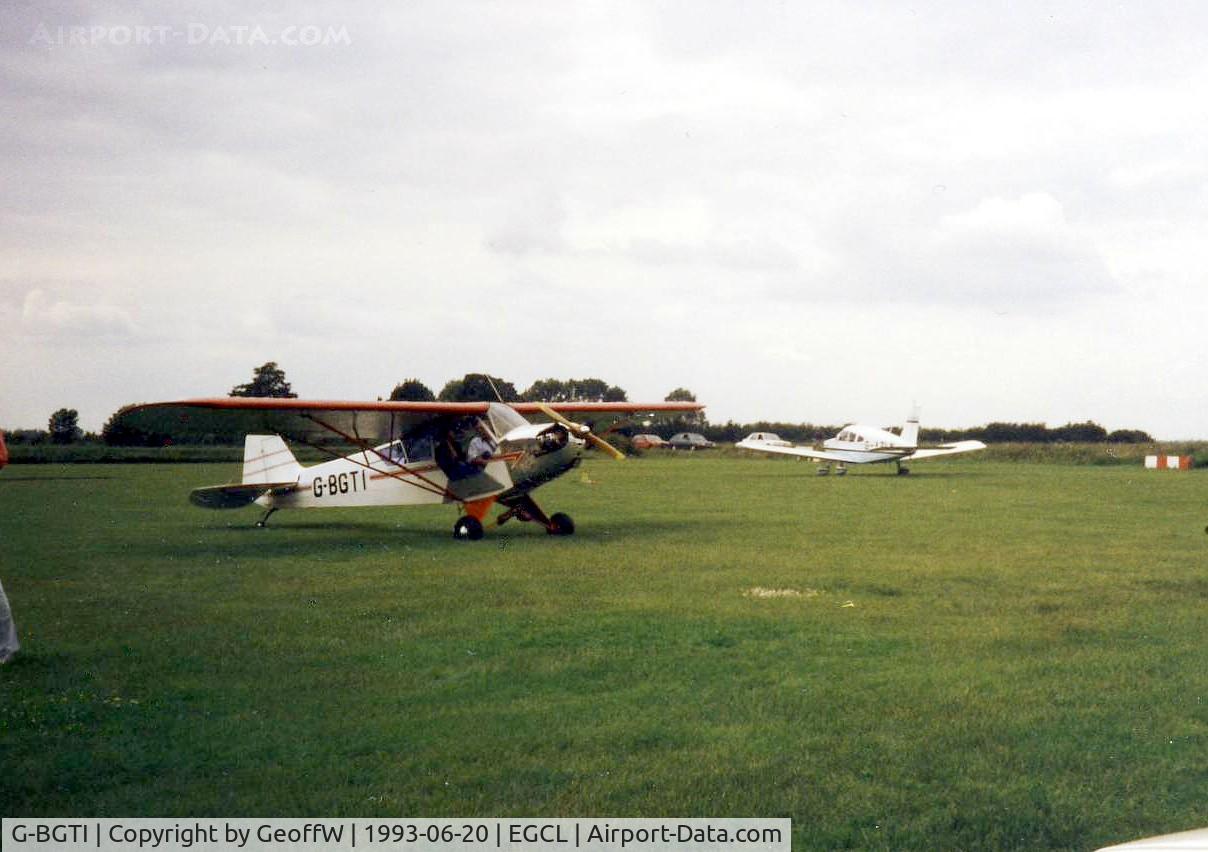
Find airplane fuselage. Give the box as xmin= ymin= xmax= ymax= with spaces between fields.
xmin=256 ymin=423 xmax=586 ymax=511
xmin=819 ymin=424 xmax=914 ymax=464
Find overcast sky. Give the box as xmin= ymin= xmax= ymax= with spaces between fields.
xmin=3 ymin=1 xmax=1207 ymax=437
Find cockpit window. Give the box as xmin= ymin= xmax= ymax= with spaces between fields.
xmin=374 ymin=436 xmax=436 ymax=465
xmin=487 ymin=402 xmax=527 ymax=438
xmin=405 ymin=435 xmax=434 ymax=461
xmin=375 ymin=440 xmax=408 ymax=464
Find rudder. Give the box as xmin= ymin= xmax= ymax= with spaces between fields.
xmin=242 ymin=435 xmax=301 ymax=484
xmin=900 ymin=407 xmax=920 ymax=448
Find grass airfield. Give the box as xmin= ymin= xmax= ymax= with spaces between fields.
xmin=2 ymin=455 xmax=1206 ymax=850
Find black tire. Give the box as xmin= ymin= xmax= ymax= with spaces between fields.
xmin=453 ymin=516 xmax=484 ymax=541
xmin=547 ymin=512 xmax=575 ymax=536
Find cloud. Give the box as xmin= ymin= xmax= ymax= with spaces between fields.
xmin=1108 ymin=159 xmax=1205 ymax=190
xmin=488 ymin=192 xmax=823 ymax=279
xmin=920 ymin=193 xmax=1117 ymax=304
xmin=759 ymin=193 xmax=1117 ymax=311
xmin=21 ymin=288 xmax=138 ymax=338
xmin=937 ymin=193 xmax=1077 ymax=248
xmin=2 ymin=3 xmax=1208 ymax=435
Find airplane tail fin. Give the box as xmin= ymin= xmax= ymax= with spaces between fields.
xmin=242 ymin=435 xmax=302 ymax=485
xmin=900 ymin=406 xmax=920 ymax=448
xmin=0 ymin=430 xmax=8 ymax=469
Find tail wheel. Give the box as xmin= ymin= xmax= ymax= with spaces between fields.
xmin=547 ymin=512 xmax=575 ymax=536
xmin=453 ymin=516 xmax=484 ymax=541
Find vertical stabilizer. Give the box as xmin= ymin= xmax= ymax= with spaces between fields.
xmin=900 ymin=406 xmax=920 ymax=448
xmin=242 ymin=435 xmax=302 ymax=484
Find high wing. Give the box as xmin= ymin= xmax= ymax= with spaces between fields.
xmin=112 ymin=398 xmax=704 ymax=446
xmin=516 ymin=401 xmax=703 ymax=426
xmin=516 ymin=401 xmax=703 ymax=435
xmin=113 ymin=398 xmax=498 ymax=446
xmin=905 ymin=440 xmax=987 ymax=460
xmin=514 ymin=402 xmax=701 ymax=415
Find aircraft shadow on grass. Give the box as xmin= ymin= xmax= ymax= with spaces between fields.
xmin=738 ymin=468 xmax=984 ymax=480
xmin=137 ymin=515 xmax=714 ymax=563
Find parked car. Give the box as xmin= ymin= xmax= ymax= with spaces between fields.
xmin=740 ymin=431 xmax=792 ymax=447
xmin=632 ymin=434 xmax=668 ymax=449
xmin=668 ymin=432 xmax=716 ymax=450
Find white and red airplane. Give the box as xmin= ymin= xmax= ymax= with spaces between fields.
xmin=736 ymin=410 xmax=984 ymax=475
xmin=114 ymin=397 xmax=702 ymax=539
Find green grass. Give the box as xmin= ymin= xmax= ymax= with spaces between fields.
xmin=2 ymin=457 xmax=1206 ymax=850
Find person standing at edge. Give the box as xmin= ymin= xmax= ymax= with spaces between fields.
xmin=0 ymin=577 xmax=18 ymax=663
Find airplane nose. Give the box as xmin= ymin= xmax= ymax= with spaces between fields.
xmin=537 ymin=424 xmax=569 ymax=453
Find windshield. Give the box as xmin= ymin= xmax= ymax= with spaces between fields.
xmin=486 ymin=402 xmax=528 ymax=437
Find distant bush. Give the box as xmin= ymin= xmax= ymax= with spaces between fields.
xmin=3 ymin=429 xmax=51 ymax=445
xmin=978 ymin=442 xmax=1205 ymax=465
xmin=1107 ymin=429 xmax=1153 ymax=443
xmin=925 ymin=421 xmax=1150 ymax=444
xmin=599 ymin=433 xmax=633 ymax=457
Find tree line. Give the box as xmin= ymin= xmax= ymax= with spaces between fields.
xmin=6 ymin=362 xmax=1154 ymax=447
xmin=88 ymin=365 xmax=695 ymax=446
xmin=389 ymin=373 xmax=631 ymax=404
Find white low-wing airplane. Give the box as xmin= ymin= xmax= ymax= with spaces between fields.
xmin=736 ymin=411 xmax=985 ymax=475
xmin=114 ymin=397 xmax=702 ymax=538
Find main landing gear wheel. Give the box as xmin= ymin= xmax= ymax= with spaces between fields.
xmin=547 ymin=512 xmax=575 ymax=536
xmin=453 ymin=516 xmax=484 ymax=541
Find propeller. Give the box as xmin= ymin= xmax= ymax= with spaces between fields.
xmin=534 ymin=403 xmax=626 ymax=461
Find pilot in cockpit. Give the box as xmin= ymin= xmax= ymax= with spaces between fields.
xmin=465 ymin=419 xmax=498 ymax=470
xmin=434 ymin=419 xmax=494 ymax=480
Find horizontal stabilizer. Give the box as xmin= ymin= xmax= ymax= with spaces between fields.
xmin=190 ymin=481 xmax=297 ymax=510
xmin=907 ymin=440 xmax=987 ymax=460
